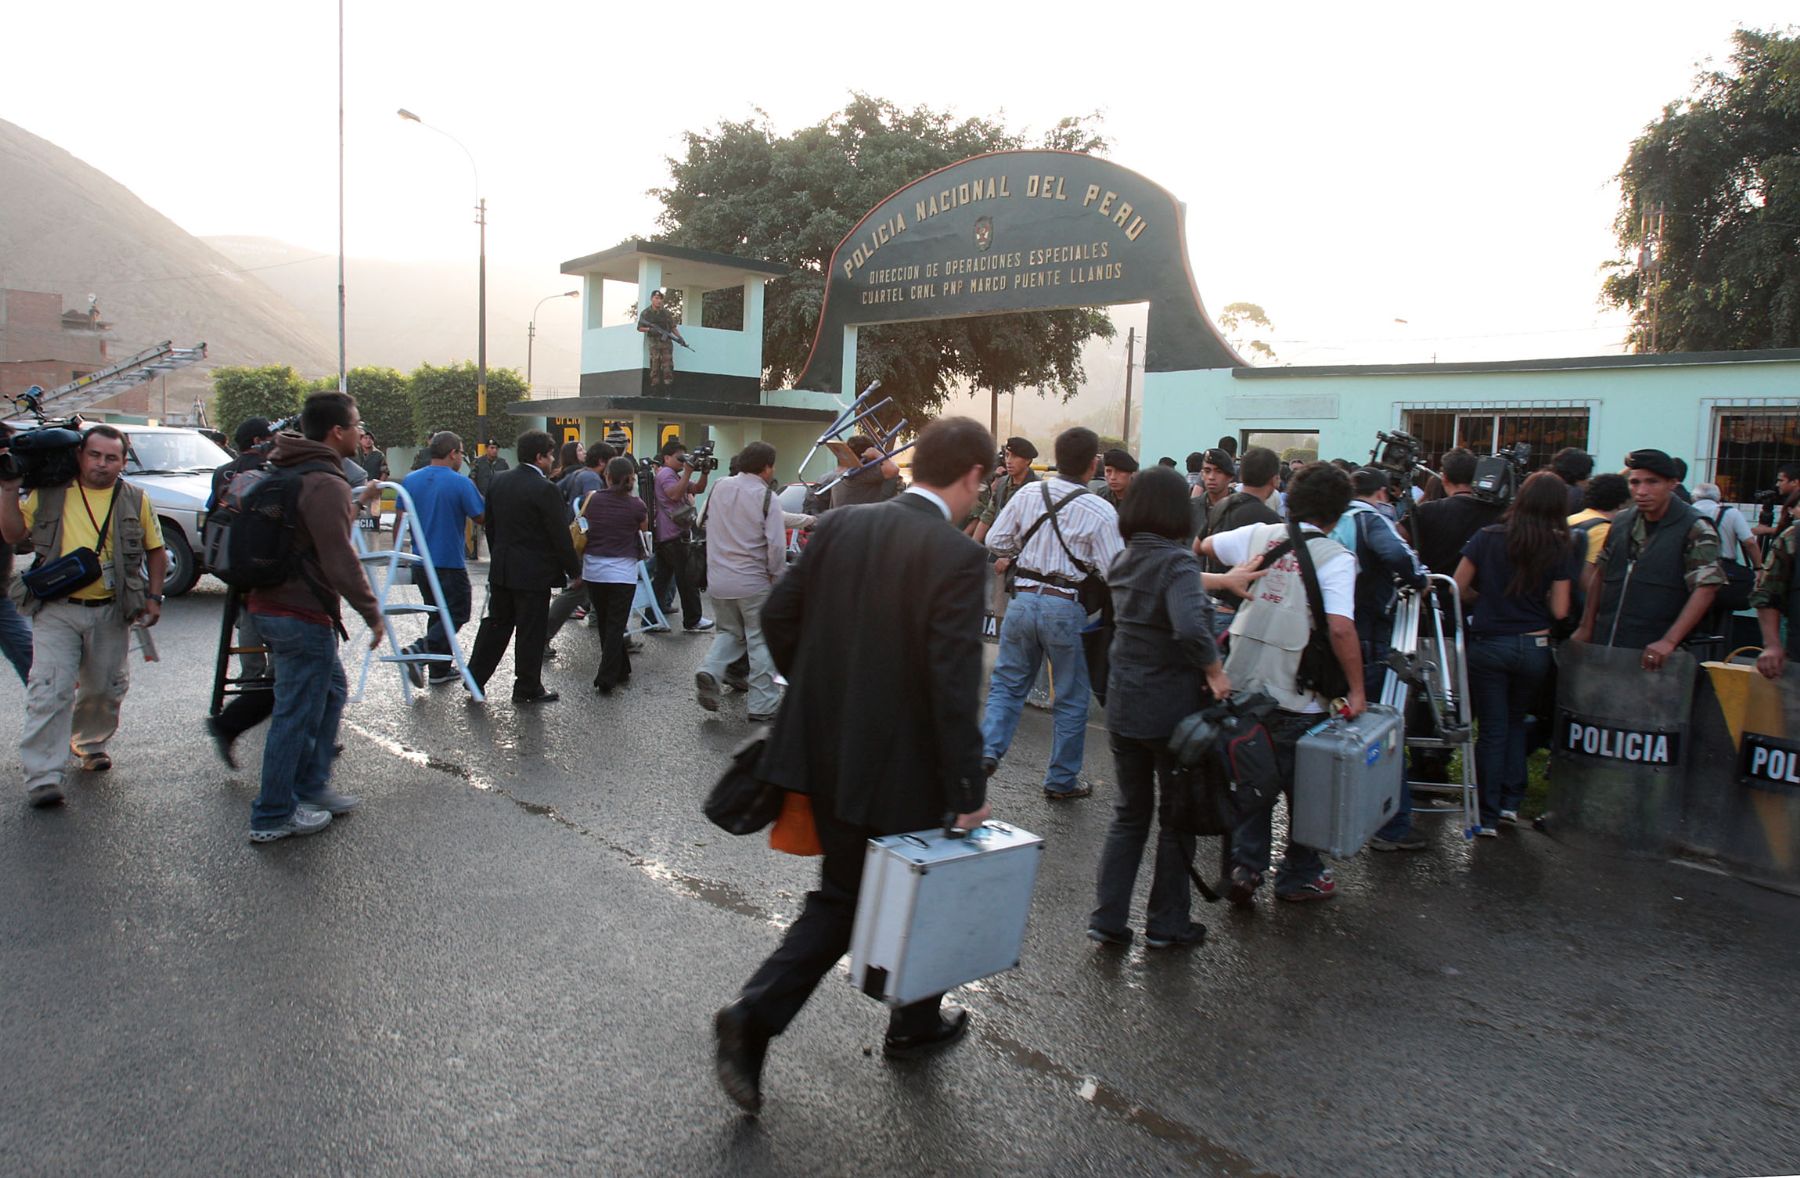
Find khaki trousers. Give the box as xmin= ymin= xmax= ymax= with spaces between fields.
xmin=20 ymin=601 xmax=132 ymax=790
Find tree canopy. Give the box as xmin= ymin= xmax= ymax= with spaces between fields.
xmin=408 ymin=362 xmax=526 ymax=451
xmin=308 ymin=367 xmax=416 ymax=448
xmin=1218 ymin=302 xmax=1278 ymax=363
xmin=210 ymin=365 xmax=306 ymax=435
xmin=651 ymin=94 xmax=1115 ymax=424
xmin=1602 ymin=28 xmax=1800 ymax=352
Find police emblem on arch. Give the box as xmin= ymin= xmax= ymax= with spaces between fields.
xmin=973 ymin=216 xmax=992 ymax=252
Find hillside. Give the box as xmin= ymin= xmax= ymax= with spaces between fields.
xmin=0 ymin=118 xmax=335 ymax=413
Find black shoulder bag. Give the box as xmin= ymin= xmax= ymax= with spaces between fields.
xmin=1041 ymin=484 xmax=1111 ymax=615
xmin=1288 ymin=522 xmax=1351 ymax=701
xmin=21 ymin=485 xmax=115 ymax=601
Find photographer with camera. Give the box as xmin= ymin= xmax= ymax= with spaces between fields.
xmin=1752 ymin=463 xmax=1798 ymax=542
xmin=651 ymin=438 xmax=713 ymax=634
xmin=3 ymin=424 xmax=166 ymax=808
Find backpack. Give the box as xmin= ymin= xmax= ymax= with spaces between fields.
xmin=203 ymin=459 xmax=345 ymax=590
xmin=1167 ymin=689 xmax=1283 ymax=838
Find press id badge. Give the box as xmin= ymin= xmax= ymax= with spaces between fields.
xmin=101 ymin=565 xmax=117 ymax=592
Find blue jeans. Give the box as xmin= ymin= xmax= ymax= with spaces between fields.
xmin=1092 ymin=734 xmax=1196 ymax=938
xmin=982 ymin=591 xmax=1089 ymax=792
xmin=0 ymin=594 xmax=31 ymax=684
xmin=252 ymin=614 xmax=348 ymax=830
xmin=1229 ymin=710 xmax=1326 ymax=891
xmin=412 ymin=565 xmax=471 ymax=657
xmin=1465 ymin=633 xmax=1553 ymax=826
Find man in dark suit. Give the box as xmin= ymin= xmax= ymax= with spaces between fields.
xmin=465 ymin=430 xmax=580 ymax=704
xmin=713 ymin=417 xmax=998 ymax=1115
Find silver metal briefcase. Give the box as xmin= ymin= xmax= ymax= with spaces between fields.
xmin=848 ymin=821 xmax=1044 ymax=1007
xmin=1291 ymin=704 xmax=1404 ymax=858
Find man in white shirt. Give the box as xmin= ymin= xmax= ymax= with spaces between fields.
xmin=1200 ymin=462 xmax=1365 ymax=904
xmin=983 ymin=427 xmax=1123 ymax=800
xmin=696 ymin=442 xmax=788 ymax=721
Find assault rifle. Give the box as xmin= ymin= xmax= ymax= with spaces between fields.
xmin=637 ymin=314 xmax=695 ymax=351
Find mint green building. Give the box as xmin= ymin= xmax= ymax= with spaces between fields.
xmin=1139 ymin=349 xmax=1800 ymax=503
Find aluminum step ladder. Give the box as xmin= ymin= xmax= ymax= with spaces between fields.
xmin=627 ymin=553 xmax=671 ymax=636
xmin=1381 ymin=573 xmax=1480 ymax=838
xmin=351 ymin=481 xmax=482 ymax=703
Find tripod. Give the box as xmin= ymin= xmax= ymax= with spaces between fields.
xmin=1382 ymin=573 xmax=1480 ymax=837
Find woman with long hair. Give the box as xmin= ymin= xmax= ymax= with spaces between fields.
xmin=551 ymin=439 xmax=584 ymax=482
xmin=1090 ymin=465 xmax=1263 ymax=949
xmin=582 ymin=456 xmax=649 ymax=694
xmin=1454 ymin=470 xmax=1579 ymax=835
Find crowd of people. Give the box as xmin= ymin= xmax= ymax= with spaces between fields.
xmin=4 ymin=390 xmax=1797 ymax=1113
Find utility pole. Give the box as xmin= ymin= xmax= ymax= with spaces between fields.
xmin=477 ymin=197 xmax=487 ymax=443
xmin=989 ymin=387 xmax=998 ymax=440
xmin=1640 ymin=202 xmax=1666 ymax=352
xmin=1121 ymin=326 xmax=1136 ymax=448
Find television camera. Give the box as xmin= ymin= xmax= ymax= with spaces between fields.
xmin=0 ymin=386 xmax=87 ymax=489
xmin=684 ymin=443 xmax=719 ymax=474
xmin=1470 ymin=442 xmax=1532 ymax=505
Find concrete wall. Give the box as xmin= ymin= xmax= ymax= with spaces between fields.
xmin=1139 ymin=356 xmax=1800 ymax=483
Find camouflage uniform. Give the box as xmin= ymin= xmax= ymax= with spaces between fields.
xmin=639 ymin=305 xmax=678 ymax=387
xmin=1750 ymin=524 xmax=1797 ymax=611
xmin=979 ymin=469 xmax=1038 ymax=528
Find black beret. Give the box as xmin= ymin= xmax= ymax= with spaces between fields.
xmin=1103 ymin=448 xmax=1139 ymax=473
xmin=1004 ymin=436 xmax=1038 ymax=461
xmin=1623 ymin=449 xmax=1679 ymax=479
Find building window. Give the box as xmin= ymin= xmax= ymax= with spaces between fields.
xmin=1712 ymin=407 xmax=1800 ymax=504
xmin=1402 ymin=408 xmax=1589 ymax=467
xmin=1241 ymin=429 xmax=1318 ymax=464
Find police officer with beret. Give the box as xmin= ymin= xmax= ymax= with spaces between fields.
xmin=1572 ymin=449 xmax=1725 ymax=671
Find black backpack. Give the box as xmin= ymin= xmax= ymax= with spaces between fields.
xmin=203 ymin=459 xmax=344 ymax=590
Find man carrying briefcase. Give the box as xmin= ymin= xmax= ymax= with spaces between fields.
xmin=713 ymin=418 xmax=997 ymax=1115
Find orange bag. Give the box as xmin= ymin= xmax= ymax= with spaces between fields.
xmin=769 ymin=791 xmax=823 ymax=856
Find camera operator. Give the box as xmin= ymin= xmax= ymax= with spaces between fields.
xmin=1572 ymin=449 xmax=1724 ymax=669
xmin=2 ymin=424 xmax=166 ymax=808
xmin=651 ymin=438 xmax=713 ymax=633
xmin=0 ymin=423 xmax=30 ymax=683
xmin=1454 ymin=472 xmax=1579 ymax=835
xmin=1752 ymin=462 xmax=1798 ymax=542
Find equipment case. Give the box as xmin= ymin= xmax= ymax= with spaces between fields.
xmin=849 ymin=821 xmax=1044 ymax=1006
xmin=1291 ymin=704 xmax=1404 ymax=858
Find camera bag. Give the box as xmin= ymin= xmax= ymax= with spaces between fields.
xmin=19 ymin=485 xmax=114 ymax=601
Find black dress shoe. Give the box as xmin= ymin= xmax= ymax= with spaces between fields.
xmin=713 ymin=1003 xmax=768 ymax=1114
xmin=882 ymin=1006 xmax=970 ymax=1060
xmin=981 ymin=755 xmax=998 ymax=778
xmin=513 ymin=690 xmax=560 ymax=705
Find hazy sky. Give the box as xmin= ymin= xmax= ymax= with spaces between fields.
xmin=5 ymin=2 xmax=1792 ymax=370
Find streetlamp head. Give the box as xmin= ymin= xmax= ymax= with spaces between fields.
xmin=397 ymin=108 xmax=421 ymax=122
xmin=563 ymin=290 xmax=579 ymax=298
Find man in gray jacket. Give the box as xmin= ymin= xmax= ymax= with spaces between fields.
xmin=695 ymin=442 xmax=787 ymax=720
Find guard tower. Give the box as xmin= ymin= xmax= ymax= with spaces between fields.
xmin=512 ymin=240 xmax=838 ymax=476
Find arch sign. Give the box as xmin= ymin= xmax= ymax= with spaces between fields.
xmin=796 ymin=149 xmax=1241 ymax=395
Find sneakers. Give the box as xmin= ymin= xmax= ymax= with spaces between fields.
xmin=27 ymin=782 xmax=64 ymax=809
xmin=403 ymin=659 xmax=426 ymax=687
xmin=686 ymin=617 xmax=716 ymax=633
xmin=299 ymin=789 xmax=361 ymax=815
xmin=79 ymin=752 xmax=112 ymax=772
xmin=249 ymin=805 xmax=332 ymax=843
xmin=723 ymin=674 xmax=750 ymax=693
xmin=1499 ymin=809 xmax=1520 ymax=824
xmin=1370 ymin=831 xmax=1429 ymax=852
xmin=428 ymin=668 xmax=461 ymax=685
xmin=1025 ymin=690 xmax=1053 ymax=711
xmin=1276 ymin=871 xmax=1336 ymax=903
xmin=696 ymin=671 xmax=722 ymax=712
xmin=1044 ymin=782 xmax=1093 ymax=801
xmin=1476 ymin=824 xmax=1499 ymax=838
xmin=1146 ymin=924 xmax=1207 ymax=950
xmin=1087 ymin=926 xmax=1133 ymax=947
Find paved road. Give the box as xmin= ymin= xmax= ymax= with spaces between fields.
xmin=1 ymin=573 xmax=1796 ymax=1175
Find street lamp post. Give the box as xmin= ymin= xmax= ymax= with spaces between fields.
xmin=398 ymin=108 xmax=487 ymax=443
xmin=528 ymin=290 xmax=579 ymax=389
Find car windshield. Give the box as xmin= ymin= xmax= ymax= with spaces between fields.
xmin=126 ymin=431 xmax=232 ymax=474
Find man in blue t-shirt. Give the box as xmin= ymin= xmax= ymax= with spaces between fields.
xmin=397 ymin=431 xmax=487 ymax=683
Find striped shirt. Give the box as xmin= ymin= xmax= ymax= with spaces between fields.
xmin=987 ymin=475 xmax=1123 ymax=589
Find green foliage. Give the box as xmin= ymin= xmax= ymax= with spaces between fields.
xmin=1219 ymin=301 xmax=1278 ymax=363
xmin=306 ymin=367 xmax=416 ymax=447
xmin=1280 ymin=447 xmax=1319 ymax=464
xmin=651 ymin=94 xmax=1116 ymax=422
xmin=210 ymin=365 xmax=306 ymax=434
xmin=1602 ymin=28 xmax=1800 ymax=351
xmin=407 ymin=362 xmax=527 ymax=451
